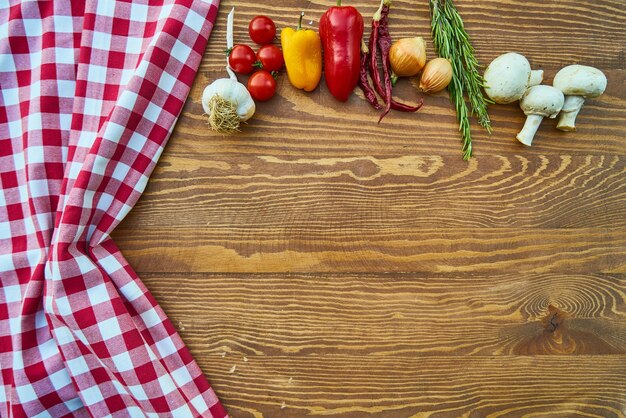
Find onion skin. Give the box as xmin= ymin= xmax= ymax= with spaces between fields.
xmin=389 ymin=37 xmax=426 ymax=77
xmin=419 ymin=58 xmax=453 ymax=94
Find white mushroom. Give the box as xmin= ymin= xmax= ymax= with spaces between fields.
xmin=516 ymin=85 xmax=564 ymax=146
xmin=484 ymin=52 xmax=544 ymax=104
xmin=528 ymin=70 xmax=544 ymax=88
xmin=552 ymin=65 xmax=607 ymax=131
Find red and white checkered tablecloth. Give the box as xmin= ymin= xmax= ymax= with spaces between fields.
xmin=0 ymin=0 xmax=228 ymax=416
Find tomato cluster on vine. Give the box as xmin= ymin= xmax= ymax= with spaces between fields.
xmin=226 ymin=16 xmax=283 ymax=102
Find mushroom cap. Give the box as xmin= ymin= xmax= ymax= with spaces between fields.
xmin=553 ymin=65 xmax=607 ymax=98
xmin=520 ymin=85 xmax=565 ymax=118
xmin=483 ymin=52 xmax=532 ymax=104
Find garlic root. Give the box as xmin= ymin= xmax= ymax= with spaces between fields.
xmin=206 ymin=95 xmax=241 ymax=133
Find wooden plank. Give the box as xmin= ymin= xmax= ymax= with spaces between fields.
xmin=173 ymin=72 xmax=626 ymax=158
xmin=142 ymin=273 xmax=626 ymax=357
xmin=177 ymin=0 xmax=626 ymax=159
xmin=123 ymin=153 xmax=626 ymax=229
xmin=192 ymin=354 xmax=626 ymax=417
xmin=199 ymin=0 xmax=626 ymax=71
xmin=112 ymin=226 xmax=626 ymax=274
xmin=112 ymin=0 xmax=626 ymax=415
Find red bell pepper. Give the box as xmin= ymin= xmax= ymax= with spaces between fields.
xmin=319 ymin=0 xmax=364 ymax=102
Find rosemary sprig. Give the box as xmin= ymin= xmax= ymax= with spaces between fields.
xmin=429 ymin=0 xmax=491 ymax=160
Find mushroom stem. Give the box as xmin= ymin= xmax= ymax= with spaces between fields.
xmin=529 ymin=70 xmax=544 ymax=87
xmin=516 ymin=114 xmax=544 ymax=146
xmin=556 ymin=95 xmax=586 ymax=131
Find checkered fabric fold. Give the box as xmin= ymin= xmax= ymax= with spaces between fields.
xmin=0 ymin=0 xmax=228 ymax=416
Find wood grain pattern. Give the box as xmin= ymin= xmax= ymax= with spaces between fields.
xmin=141 ymin=273 xmax=626 ymax=357
xmin=173 ymin=75 xmax=626 ymax=158
xmin=178 ymin=355 xmax=626 ymax=417
xmin=115 ymin=226 xmax=626 ymax=273
xmin=113 ymin=0 xmax=626 ymax=415
xmin=126 ymin=154 xmax=626 ymax=229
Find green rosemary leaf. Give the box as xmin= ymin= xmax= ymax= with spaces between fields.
xmin=429 ymin=0 xmax=492 ymax=160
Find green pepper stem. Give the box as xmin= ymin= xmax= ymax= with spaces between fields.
xmin=373 ymin=0 xmax=384 ymax=21
xmin=336 ymin=0 xmax=342 ymax=6
xmin=297 ymin=12 xmax=304 ymax=30
xmin=391 ymin=72 xmax=398 ymax=86
xmin=373 ymin=0 xmax=392 ymax=21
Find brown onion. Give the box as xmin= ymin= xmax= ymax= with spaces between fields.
xmin=419 ymin=58 xmax=453 ymax=94
xmin=389 ymin=37 xmax=426 ymax=77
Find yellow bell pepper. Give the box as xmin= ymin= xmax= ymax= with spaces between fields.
xmin=280 ymin=13 xmax=322 ymax=92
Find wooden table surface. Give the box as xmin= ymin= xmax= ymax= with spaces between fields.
xmin=112 ymin=0 xmax=626 ymax=416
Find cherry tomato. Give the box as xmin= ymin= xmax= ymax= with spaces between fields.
xmin=228 ymin=44 xmax=256 ymax=74
xmin=248 ymin=16 xmax=276 ymax=45
xmin=247 ymin=70 xmax=276 ymax=102
xmin=256 ymin=45 xmax=284 ymax=72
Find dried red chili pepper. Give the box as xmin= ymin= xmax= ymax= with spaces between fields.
xmin=364 ymin=0 xmax=423 ymax=119
xmin=391 ymin=98 xmax=423 ymax=112
xmin=377 ymin=0 xmax=422 ymax=121
xmin=320 ymin=0 xmax=364 ymax=102
xmin=376 ymin=0 xmax=394 ymax=121
xmin=358 ymin=40 xmax=382 ymax=110
xmin=361 ymin=38 xmax=422 ymax=112
xmin=368 ymin=0 xmax=387 ymax=101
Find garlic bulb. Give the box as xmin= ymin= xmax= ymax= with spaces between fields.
xmin=202 ymin=8 xmax=255 ymax=133
xmin=202 ymin=78 xmax=255 ymax=126
xmin=389 ymin=37 xmax=426 ymax=77
xmin=419 ymin=58 xmax=453 ymax=94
